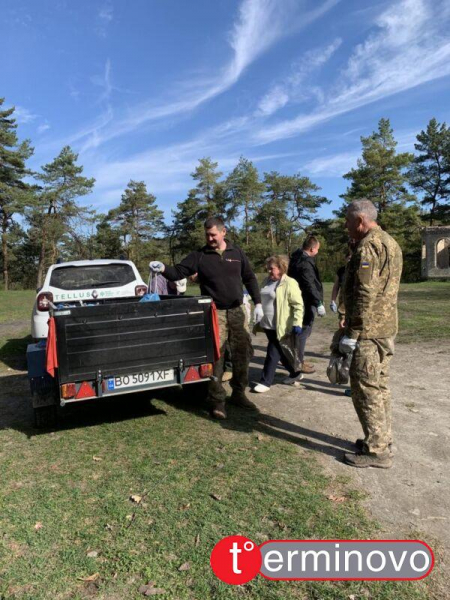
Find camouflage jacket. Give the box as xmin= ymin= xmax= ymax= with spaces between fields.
xmin=344 ymin=225 xmax=403 ymax=340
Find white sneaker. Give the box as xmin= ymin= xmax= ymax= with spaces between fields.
xmin=282 ymin=373 xmax=304 ymax=386
xmin=253 ymin=383 xmax=270 ymax=393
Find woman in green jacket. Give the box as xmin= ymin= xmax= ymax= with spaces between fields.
xmin=253 ymin=255 xmax=305 ymax=393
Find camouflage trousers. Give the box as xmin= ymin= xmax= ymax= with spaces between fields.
xmin=208 ymin=305 xmax=253 ymax=406
xmin=349 ymin=337 xmax=395 ymax=456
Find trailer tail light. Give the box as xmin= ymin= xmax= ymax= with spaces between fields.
xmin=75 ymin=381 xmax=96 ymax=399
xmin=199 ymin=363 xmax=213 ymax=378
xmin=184 ymin=366 xmax=200 ymax=382
xmin=37 ymin=292 xmax=53 ymax=311
xmin=135 ymin=285 xmax=147 ymax=297
xmin=61 ymin=383 xmax=76 ymax=399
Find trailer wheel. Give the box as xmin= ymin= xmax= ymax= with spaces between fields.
xmin=34 ymin=405 xmax=58 ymax=429
xmin=182 ymin=380 xmax=209 ymax=402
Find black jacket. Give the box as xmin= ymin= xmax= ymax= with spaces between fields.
xmin=164 ymin=241 xmax=261 ymax=310
xmin=288 ymin=249 xmax=323 ymax=312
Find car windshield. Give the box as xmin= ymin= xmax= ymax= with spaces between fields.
xmin=49 ymin=264 xmax=136 ymax=290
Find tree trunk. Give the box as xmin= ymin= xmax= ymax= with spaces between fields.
xmin=429 ymin=200 xmax=436 ymax=226
xmin=269 ymin=217 xmax=275 ymax=248
xmin=2 ymin=216 xmax=9 ymax=291
xmin=36 ymin=218 xmax=48 ymax=289
xmin=245 ymin=203 xmax=249 ymax=246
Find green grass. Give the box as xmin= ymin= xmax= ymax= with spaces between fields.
xmin=0 ymin=284 xmax=447 ymax=598
xmin=313 ymin=281 xmax=450 ymax=344
xmin=1 ymin=282 xmax=449 ymax=366
xmin=0 ymin=291 xmax=36 ymax=324
xmin=0 ymin=398 xmax=430 ymax=600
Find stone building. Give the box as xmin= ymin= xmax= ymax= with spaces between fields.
xmin=421 ymin=226 xmax=450 ymax=279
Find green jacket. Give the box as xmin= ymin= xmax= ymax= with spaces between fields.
xmin=344 ymin=225 xmax=403 ymax=340
xmin=260 ymin=274 xmax=304 ymax=339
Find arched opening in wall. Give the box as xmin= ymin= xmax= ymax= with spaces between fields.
xmin=436 ymin=238 xmax=450 ymax=269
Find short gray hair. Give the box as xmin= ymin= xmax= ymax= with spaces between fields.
xmin=347 ymin=199 xmax=378 ymax=222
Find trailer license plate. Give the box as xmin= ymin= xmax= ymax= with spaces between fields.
xmin=107 ymin=369 xmax=175 ymax=391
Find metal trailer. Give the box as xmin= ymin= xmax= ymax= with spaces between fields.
xmin=27 ymin=295 xmax=216 ymax=428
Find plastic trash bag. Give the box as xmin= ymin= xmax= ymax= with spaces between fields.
xmin=327 ymin=352 xmax=353 ymax=385
xmin=139 ymin=292 xmax=160 ymax=303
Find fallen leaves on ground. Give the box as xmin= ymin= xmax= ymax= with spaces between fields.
xmin=78 ymin=573 xmax=100 ymax=582
xmin=34 ymin=522 xmax=43 ymax=531
xmin=138 ymin=582 xmax=166 ymax=596
xmin=327 ymin=494 xmax=347 ymax=503
xmin=86 ymin=550 xmax=98 ymax=558
xmin=130 ymin=494 xmax=142 ymax=504
xmin=178 ymin=562 xmax=190 ymax=571
xmin=92 ymin=456 xmax=102 ymax=462
xmin=210 ymin=493 xmax=222 ymax=501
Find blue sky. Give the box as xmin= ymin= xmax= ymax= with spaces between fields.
xmin=2 ymin=0 xmax=450 ymax=223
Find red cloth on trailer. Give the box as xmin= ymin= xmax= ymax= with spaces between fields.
xmin=211 ymin=302 xmax=221 ymax=362
xmin=46 ymin=317 xmax=58 ymax=377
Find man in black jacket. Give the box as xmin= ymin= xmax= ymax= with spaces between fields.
xmin=150 ymin=217 xmax=262 ymax=420
xmin=288 ymin=235 xmax=326 ymax=374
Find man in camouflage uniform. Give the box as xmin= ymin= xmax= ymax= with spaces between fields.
xmin=150 ymin=216 xmax=262 ymax=420
xmin=340 ymin=199 xmax=403 ymax=469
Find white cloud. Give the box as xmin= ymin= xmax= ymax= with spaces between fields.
xmin=256 ymin=38 xmax=341 ymax=116
xmin=91 ymin=59 xmax=113 ymax=104
xmin=96 ymin=1 xmax=113 ymax=37
xmin=14 ymin=105 xmax=38 ymax=124
xmin=37 ymin=122 xmax=51 ymax=134
xmin=256 ymin=0 xmax=450 ymax=143
xmin=75 ymin=0 xmax=339 ymax=151
xmin=304 ymin=151 xmax=359 ymax=176
xmin=257 ymin=86 xmax=290 ymax=116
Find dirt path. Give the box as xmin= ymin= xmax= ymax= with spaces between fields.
xmin=248 ymin=330 xmax=450 ymax=589
xmin=1 ymin=325 xmax=448 ymax=594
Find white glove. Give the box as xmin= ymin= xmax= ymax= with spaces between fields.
xmin=316 ymin=303 xmax=326 ymax=317
xmin=330 ymin=300 xmax=338 ymax=313
xmin=339 ymin=336 xmax=357 ymax=354
xmin=253 ymin=303 xmax=264 ymax=323
xmin=149 ymin=261 xmax=165 ymax=273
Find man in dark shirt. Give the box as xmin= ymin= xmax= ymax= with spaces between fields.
xmin=150 ymin=217 xmax=262 ymax=419
xmin=288 ymin=235 xmax=326 ymax=374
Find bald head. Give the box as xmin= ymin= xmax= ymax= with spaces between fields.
xmin=345 ymin=199 xmax=378 ymax=241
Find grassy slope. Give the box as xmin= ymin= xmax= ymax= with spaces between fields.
xmin=0 ymin=397 xmax=428 ymax=600
xmin=1 ymin=284 xmax=448 ymax=598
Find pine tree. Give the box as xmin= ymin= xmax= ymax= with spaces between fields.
xmin=34 ymin=146 xmax=95 ymax=286
xmin=225 ymin=157 xmax=265 ymax=246
xmin=190 ymin=157 xmax=224 ymax=216
xmin=170 ymin=158 xmax=227 ymax=260
xmin=341 ymin=118 xmax=414 ymax=213
xmin=92 ymin=216 xmax=123 ymax=260
xmin=407 ymin=118 xmax=450 ymax=225
xmin=0 ymin=98 xmax=34 ymax=289
xmin=109 ymin=180 xmax=164 ymax=268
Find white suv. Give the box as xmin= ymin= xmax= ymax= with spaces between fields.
xmin=31 ymin=259 xmax=147 ymax=339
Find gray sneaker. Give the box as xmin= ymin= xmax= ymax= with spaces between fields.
xmin=282 ymin=373 xmax=304 ymax=386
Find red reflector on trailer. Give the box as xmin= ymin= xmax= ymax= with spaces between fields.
xmin=61 ymin=383 xmax=76 ymax=399
xmin=184 ymin=366 xmax=200 ymax=382
xmin=75 ymin=381 xmax=96 ymax=399
xmin=199 ymin=363 xmax=213 ymax=378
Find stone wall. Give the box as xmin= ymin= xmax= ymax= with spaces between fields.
xmin=421 ymin=226 xmax=450 ymax=279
